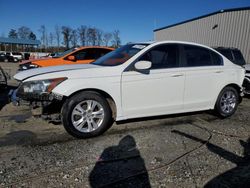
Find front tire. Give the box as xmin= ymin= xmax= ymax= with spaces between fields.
xmin=62 ymin=91 xmax=113 ymax=138
xmin=215 ymin=86 xmax=239 ymax=118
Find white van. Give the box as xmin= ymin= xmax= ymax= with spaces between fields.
xmin=6 ymin=52 xmax=23 ymax=61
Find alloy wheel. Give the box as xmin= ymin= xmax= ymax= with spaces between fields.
xmin=71 ymin=100 xmax=104 ymax=133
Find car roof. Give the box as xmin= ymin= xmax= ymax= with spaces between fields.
xmin=134 ymin=40 xmax=212 ymax=46
xmin=146 ymin=41 xmax=219 ymax=51
xmin=213 ymin=46 xmax=240 ymax=51
xmin=75 ymin=46 xmax=115 ymax=51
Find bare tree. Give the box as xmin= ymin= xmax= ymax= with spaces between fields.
xmin=55 ymin=25 xmax=61 ymax=50
xmin=103 ymin=32 xmax=112 ymax=46
xmin=39 ymin=25 xmax=47 ymax=48
xmin=18 ymin=26 xmax=32 ymax=39
xmin=29 ymin=32 xmax=36 ymax=40
xmin=45 ymin=32 xmax=49 ymax=49
xmin=78 ymin=25 xmax=87 ymax=46
xmin=62 ymin=26 xmax=72 ymax=49
xmin=87 ymin=27 xmax=97 ymax=46
xmin=8 ymin=29 xmax=18 ymax=38
xmin=96 ymin=29 xmax=103 ymax=46
xmin=70 ymin=29 xmax=78 ymax=47
xmin=112 ymin=30 xmax=121 ymax=48
xmin=49 ymin=32 xmax=54 ymax=47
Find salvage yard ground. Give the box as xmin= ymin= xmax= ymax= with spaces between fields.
xmin=0 ymin=62 xmax=249 ymax=187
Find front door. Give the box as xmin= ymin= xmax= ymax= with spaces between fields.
xmin=121 ymin=44 xmax=185 ymax=119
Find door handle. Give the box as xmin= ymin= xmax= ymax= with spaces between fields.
xmin=171 ymin=74 xmax=184 ymax=77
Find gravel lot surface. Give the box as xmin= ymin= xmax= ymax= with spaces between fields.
xmin=0 ymin=62 xmax=249 ymax=187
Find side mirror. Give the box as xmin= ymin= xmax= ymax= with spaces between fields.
xmin=134 ymin=60 xmax=152 ymax=71
xmin=67 ymin=55 xmax=76 ymax=61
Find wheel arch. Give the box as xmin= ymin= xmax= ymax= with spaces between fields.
xmin=217 ymin=83 xmax=243 ymax=104
xmin=65 ymin=88 xmax=117 ymax=119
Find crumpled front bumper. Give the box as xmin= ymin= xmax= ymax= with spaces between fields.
xmin=9 ymin=88 xmax=64 ymax=122
xmin=8 ymin=88 xmax=64 ymax=106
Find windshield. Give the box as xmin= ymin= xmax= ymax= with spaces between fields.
xmin=53 ymin=48 xmax=78 ymax=58
xmin=92 ymin=44 xmax=149 ymax=66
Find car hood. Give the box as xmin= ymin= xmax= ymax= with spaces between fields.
xmin=19 ymin=57 xmax=52 ymax=65
xmin=14 ymin=64 xmax=99 ymax=81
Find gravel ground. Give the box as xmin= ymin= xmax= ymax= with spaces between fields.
xmin=0 ymin=62 xmax=249 ymax=187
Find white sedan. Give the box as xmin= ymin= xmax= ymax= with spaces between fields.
xmin=13 ymin=41 xmax=245 ymax=138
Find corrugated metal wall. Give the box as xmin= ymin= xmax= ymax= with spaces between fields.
xmin=154 ymin=9 xmax=250 ymax=64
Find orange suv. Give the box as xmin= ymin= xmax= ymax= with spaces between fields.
xmin=19 ymin=46 xmax=114 ymax=70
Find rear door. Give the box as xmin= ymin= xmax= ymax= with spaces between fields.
xmin=181 ymin=44 xmax=225 ymax=111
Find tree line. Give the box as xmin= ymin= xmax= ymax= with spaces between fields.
xmin=7 ymin=25 xmax=121 ymax=51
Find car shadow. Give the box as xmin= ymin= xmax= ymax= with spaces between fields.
xmin=0 ymin=130 xmax=37 ymax=147
xmin=89 ymin=135 xmax=151 ymax=188
xmin=172 ymin=130 xmax=250 ymax=187
xmin=117 ymin=110 xmax=217 ymax=125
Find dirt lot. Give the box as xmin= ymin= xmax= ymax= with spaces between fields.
xmin=0 ymin=62 xmax=250 ymax=187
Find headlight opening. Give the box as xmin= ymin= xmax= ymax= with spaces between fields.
xmin=20 ymin=77 xmax=67 ymax=94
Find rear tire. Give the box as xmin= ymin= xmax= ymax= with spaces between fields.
xmin=62 ymin=91 xmax=113 ymax=138
xmin=215 ymin=86 xmax=239 ymax=118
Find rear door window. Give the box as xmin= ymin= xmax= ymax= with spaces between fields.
xmin=183 ymin=45 xmax=213 ymax=67
xmin=211 ymin=51 xmax=223 ymax=66
xmin=217 ymin=49 xmax=233 ymax=61
xmin=95 ymin=48 xmax=112 ymax=59
xmin=73 ymin=49 xmax=97 ymax=60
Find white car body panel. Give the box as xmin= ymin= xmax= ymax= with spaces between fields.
xmin=184 ymin=66 xmax=223 ymax=110
xmin=14 ymin=41 xmax=245 ymax=121
xmin=121 ymin=68 xmax=185 ymax=118
xmin=14 ymin=64 xmax=99 ymax=81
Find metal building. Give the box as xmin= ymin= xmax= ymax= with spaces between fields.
xmin=154 ymin=7 xmax=250 ymax=64
xmin=0 ymin=37 xmax=41 ymax=52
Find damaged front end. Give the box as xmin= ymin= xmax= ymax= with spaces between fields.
xmin=10 ymin=77 xmax=67 ymax=122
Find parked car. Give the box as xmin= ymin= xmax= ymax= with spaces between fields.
xmin=19 ymin=46 xmax=114 ymax=70
xmin=213 ymin=47 xmax=246 ymax=66
xmin=6 ymin=52 xmax=23 ymax=61
xmin=42 ymin=53 xmax=57 ymax=58
xmin=0 ymin=53 xmax=18 ymax=62
xmin=214 ymin=47 xmax=250 ymax=94
xmin=12 ymin=41 xmax=245 ymax=138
